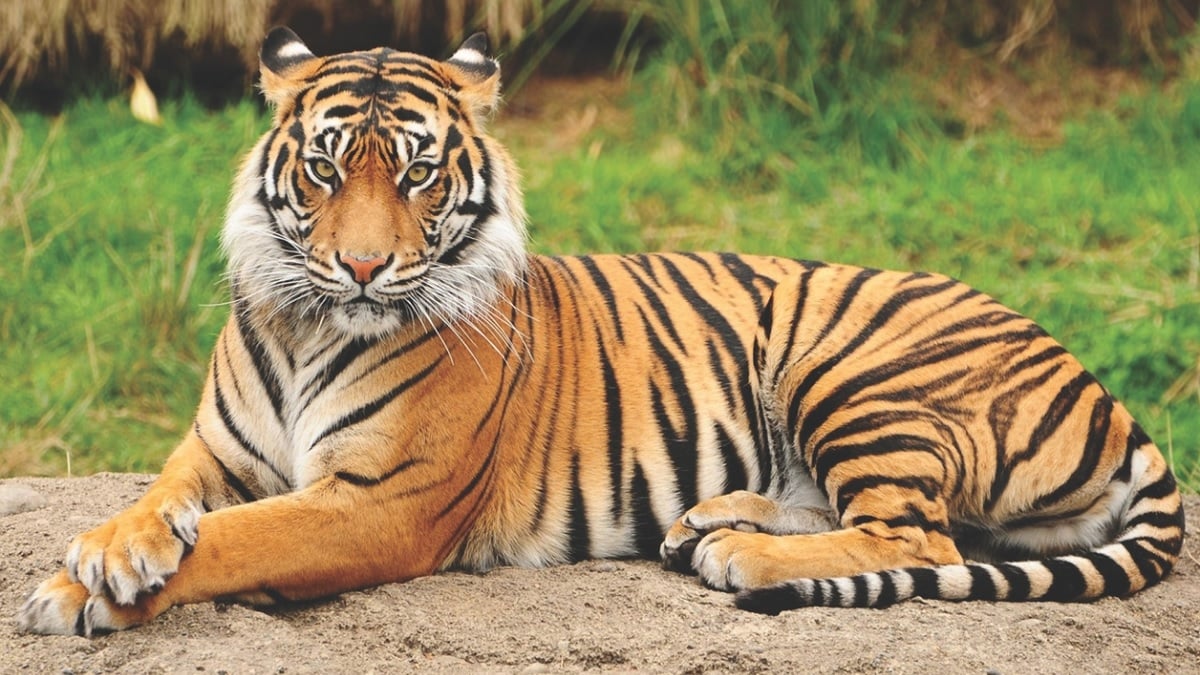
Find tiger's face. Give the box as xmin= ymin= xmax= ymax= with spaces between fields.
xmin=223 ymin=28 xmax=527 ymax=338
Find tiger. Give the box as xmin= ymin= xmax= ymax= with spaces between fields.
xmin=18 ymin=28 xmax=1185 ymax=636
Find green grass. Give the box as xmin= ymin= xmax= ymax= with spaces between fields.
xmin=2 ymin=83 xmax=1198 ymax=487
xmin=1 ymin=97 xmax=261 ymax=474
xmin=518 ymin=81 xmax=1200 ymax=488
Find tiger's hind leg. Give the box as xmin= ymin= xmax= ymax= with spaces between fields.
xmin=686 ymin=475 xmax=966 ymax=591
xmin=660 ymin=490 xmax=837 ymax=574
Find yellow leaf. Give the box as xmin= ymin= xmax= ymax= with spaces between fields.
xmin=130 ymin=68 xmax=162 ymax=126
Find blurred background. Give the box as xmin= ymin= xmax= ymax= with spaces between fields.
xmin=1 ymin=0 xmax=1198 ymax=487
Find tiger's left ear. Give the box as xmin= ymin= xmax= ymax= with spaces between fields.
xmin=443 ymin=33 xmax=501 ymax=118
xmin=259 ymin=27 xmax=322 ymax=114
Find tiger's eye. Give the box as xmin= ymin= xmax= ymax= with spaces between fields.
xmin=311 ymin=159 xmax=336 ymax=181
xmin=405 ymin=164 xmax=431 ymax=185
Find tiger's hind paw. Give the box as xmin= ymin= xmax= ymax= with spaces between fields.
xmin=660 ymin=491 xmax=834 ymax=576
xmin=692 ymin=529 xmax=787 ymax=592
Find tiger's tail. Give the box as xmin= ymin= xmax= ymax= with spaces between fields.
xmin=736 ymin=442 xmax=1186 ymax=613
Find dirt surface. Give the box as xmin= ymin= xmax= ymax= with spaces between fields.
xmin=0 ymin=474 xmax=1197 ymax=674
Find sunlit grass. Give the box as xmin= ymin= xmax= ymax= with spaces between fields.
xmin=2 ymin=81 xmax=1197 ymax=488
xmin=1 ymin=96 xmax=259 ymax=475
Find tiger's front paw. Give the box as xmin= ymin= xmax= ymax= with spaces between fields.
xmin=66 ymin=494 xmax=201 ymax=605
xmin=17 ymin=570 xmax=149 ymax=636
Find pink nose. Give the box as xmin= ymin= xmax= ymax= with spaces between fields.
xmin=338 ymin=253 xmax=390 ymax=284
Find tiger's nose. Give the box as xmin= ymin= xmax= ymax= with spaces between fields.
xmin=337 ymin=252 xmax=392 ymax=284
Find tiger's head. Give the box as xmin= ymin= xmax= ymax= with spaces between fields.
xmin=223 ymin=28 xmax=528 ymax=338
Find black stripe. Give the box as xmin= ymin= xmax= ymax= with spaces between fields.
xmin=630 ymin=462 xmax=663 ymax=557
xmin=620 ymin=257 xmax=688 ymax=355
xmin=568 ymin=454 xmax=590 ymax=561
xmin=1042 ymin=558 xmax=1088 ymax=601
xmin=347 ymin=329 xmax=440 ymax=386
xmin=389 ymin=106 xmax=426 ymax=124
xmin=210 ymin=358 xmax=289 ymax=487
xmin=323 ymin=104 xmax=363 ymax=119
xmin=714 ymin=424 xmax=749 ymax=495
xmin=399 ymin=80 xmax=440 ymax=106
xmin=1127 ymin=539 xmax=1168 ymax=582
xmin=1032 ymin=395 xmax=1113 ymax=510
xmin=985 ymin=355 xmax=1067 ymax=482
xmin=835 ymin=475 xmax=940 ymax=513
xmin=704 ymin=338 xmax=738 ymax=413
xmin=316 ymin=61 xmax=379 ymax=77
xmin=579 ymin=257 xmax=625 ymax=342
xmin=851 ymin=573 xmax=871 ymax=605
xmin=876 ymin=571 xmax=898 ymax=607
xmin=1124 ymin=510 xmax=1185 ymax=531
xmin=716 ymin=252 xmax=775 ymax=316
xmin=643 ymin=310 xmax=699 ymax=509
xmin=814 ymin=430 xmax=946 ymax=498
xmin=810 ymin=578 xmax=826 ymax=604
xmin=1087 ymin=551 xmax=1132 ymax=596
xmin=996 ymin=563 xmax=1031 ymax=600
xmin=1132 ymin=472 xmax=1180 ymax=502
xmin=309 ymin=356 xmax=443 ymax=450
xmin=908 ymin=566 xmax=941 ymax=599
xmin=852 ymin=503 xmax=950 ymax=536
xmin=196 ymin=424 xmax=258 ymax=503
xmin=657 ymin=257 xmax=751 ymax=370
xmin=968 ymin=565 xmax=997 ymax=600
xmin=235 ymin=308 xmax=287 ymax=427
xmin=300 ymin=336 xmax=379 ymax=410
xmin=774 ymin=266 xmax=816 ymax=383
xmin=597 ymin=334 xmax=625 ymax=520
xmin=987 ymin=371 xmax=1093 ymax=510
xmin=334 ymin=458 xmax=423 ymax=487
xmin=382 ymin=54 xmax=442 ymax=73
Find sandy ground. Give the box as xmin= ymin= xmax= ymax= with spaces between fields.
xmin=0 ymin=474 xmax=1196 ymax=674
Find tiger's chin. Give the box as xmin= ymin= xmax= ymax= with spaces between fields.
xmin=329 ymin=300 xmax=410 ymax=339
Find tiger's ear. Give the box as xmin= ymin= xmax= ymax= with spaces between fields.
xmin=259 ymin=27 xmax=322 ymax=112
xmin=443 ymin=33 xmax=502 ymax=118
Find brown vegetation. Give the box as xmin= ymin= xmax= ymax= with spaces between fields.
xmin=1 ymin=0 xmax=1197 ymax=98
xmin=0 ymin=0 xmax=557 ymax=93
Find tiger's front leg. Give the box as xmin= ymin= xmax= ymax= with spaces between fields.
xmin=18 ymin=470 xmax=457 ymax=635
xmin=18 ymin=430 xmax=220 ymax=634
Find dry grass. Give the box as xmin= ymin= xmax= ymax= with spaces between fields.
xmin=0 ymin=0 xmax=555 ymax=91
xmin=2 ymin=1 xmax=1196 ymax=93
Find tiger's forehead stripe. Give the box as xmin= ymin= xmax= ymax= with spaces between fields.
xmin=295 ymin=49 xmax=470 ymax=132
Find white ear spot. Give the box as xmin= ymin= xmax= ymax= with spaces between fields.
xmin=450 ymin=47 xmax=486 ymax=65
xmin=276 ymin=41 xmax=315 ymax=60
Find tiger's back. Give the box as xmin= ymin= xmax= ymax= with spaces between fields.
xmin=444 ymin=252 xmax=1182 ymax=611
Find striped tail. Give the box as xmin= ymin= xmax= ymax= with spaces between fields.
xmin=737 ymin=460 xmax=1185 ymax=613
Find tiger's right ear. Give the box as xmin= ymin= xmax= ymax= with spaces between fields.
xmin=259 ymin=27 xmax=321 ymax=112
